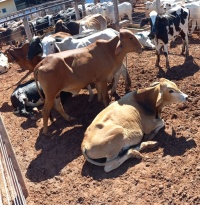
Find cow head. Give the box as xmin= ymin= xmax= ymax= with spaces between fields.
xmin=115 ymin=29 xmax=142 ymax=55
xmin=41 ymin=36 xmax=56 ymax=58
xmin=151 ymin=78 xmax=188 ymax=108
xmin=140 ymin=11 xmax=159 ymax=40
xmin=27 ymin=36 xmax=43 ymax=60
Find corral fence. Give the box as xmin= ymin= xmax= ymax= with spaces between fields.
xmin=0 ymin=114 xmax=28 ymax=205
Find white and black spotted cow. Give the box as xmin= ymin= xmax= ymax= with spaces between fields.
xmin=140 ymin=6 xmax=190 ymax=69
xmin=11 ymin=80 xmax=71 ymax=118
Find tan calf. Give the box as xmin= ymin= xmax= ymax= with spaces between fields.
xmin=34 ymin=29 xmax=142 ymax=134
xmin=81 ymin=78 xmax=188 ymax=172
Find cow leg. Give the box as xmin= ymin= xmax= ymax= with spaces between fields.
xmin=155 ymin=43 xmax=162 ymax=67
xmin=104 ymin=149 xmax=143 ymax=172
xmin=163 ymin=44 xmax=170 ymax=69
xmin=180 ymin=31 xmax=189 ymax=57
xmin=54 ymin=96 xmax=74 ymax=121
xmin=96 ymin=83 xmax=102 ymax=102
xmin=100 ymin=80 xmax=109 ymax=107
xmin=42 ymin=98 xmax=54 ymax=135
xmin=111 ymin=69 xmax=121 ymax=96
xmin=87 ymin=84 xmax=94 ymax=102
xmin=121 ymin=63 xmax=131 ymax=92
xmin=143 ymin=119 xmax=164 ymax=141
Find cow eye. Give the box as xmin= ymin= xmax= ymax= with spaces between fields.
xmin=130 ymin=37 xmax=133 ymax=40
xmin=169 ymin=90 xmax=174 ymax=93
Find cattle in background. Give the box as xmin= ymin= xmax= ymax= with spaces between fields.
xmin=52 ymin=8 xmax=82 ymax=24
xmin=140 ymin=6 xmax=190 ymax=69
xmin=0 ymin=25 xmax=26 ymax=47
xmin=54 ymin=14 xmax=107 ymax=35
xmin=81 ymin=78 xmax=188 ymax=172
xmin=33 ymin=15 xmax=53 ymax=35
xmin=0 ymin=52 xmax=9 ymax=74
xmin=34 ymin=29 xmax=142 ymax=134
xmin=103 ymin=2 xmax=132 ymax=24
xmin=162 ymin=1 xmax=200 ymax=35
xmin=11 ymin=80 xmax=71 ymax=119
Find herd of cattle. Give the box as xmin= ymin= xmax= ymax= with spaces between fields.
xmin=0 ymin=0 xmax=194 ymax=172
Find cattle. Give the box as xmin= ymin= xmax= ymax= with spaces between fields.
xmin=33 ymin=15 xmax=53 ymax=35
xmin=140 ymin=6 xmax=190 ymax=69
xmin=54 ymin=14 xmax=107 ymax=35
xmin=134 ymin=31 xmax=155 ymax=49
xmin=27 ymin=28 xmax=132 ymax=102
xmin=34 ymin=29 xmax=142 ymax=134
xmin=81 ymin=78 xmax=188 ymax=172
xmin=0 ymin=52 xmax=9 ymax=74
xmin=52 ymin=8 xmax=82 ymax=24
xmin=144 ymin=0 xmax=183 ymax=16
xmin=103 ymin=2 xmax=132 ymax=24
xmin=27 ymin=32 xmax=72 ymax=60
xmin=163 ymin=1 xmax=200 ymax=35
xmin=5 ymin=42 xmax=41 ymax=72
xmin=11 ymin=80 xmax=71 ymax=119
xmin=0 ymin=25 xmax=26 ymax=47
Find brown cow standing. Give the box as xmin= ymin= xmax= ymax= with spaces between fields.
xmin=34 ymin=29 xmax=142 ymax=134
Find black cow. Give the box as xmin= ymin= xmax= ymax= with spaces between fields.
xmin=140 ymin=6 xmax=190 ymax=69
xmin=52 ymin=8 xmax=82 ymax=24
xmin=55 ymin=20 xmax=80 ymax=35
xmin=35 ymin=15 xmax=53 ymax=35
xmin=11 ymin=80 xmax=71 ymax=118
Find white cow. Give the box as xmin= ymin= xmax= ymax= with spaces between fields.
xmin=0 ymin=52 xmax=9 ymax=74
xmin=144 ymin=0 xmax=183 ymax=16
xmin=134 ymin=31 xmax=155 ymax=49
xmin=103 ymin=2 xmax=132 ymax=24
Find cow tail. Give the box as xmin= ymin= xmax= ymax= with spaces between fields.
xmin=34 ymin=68 xmax=45 ymax=101
xmin=82 ymin=147 xmax=118 ymax=167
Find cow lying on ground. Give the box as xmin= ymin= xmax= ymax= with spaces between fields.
xmin=81 ymin=78 xmax=188 ymax=172
xmin=11 ymin=80 xmax=71 ymax=119
xmin=140 ymin=6 xmax=190 ymax=69
xmin=0 ymin=52 xmax=9 ymax=74
xmin=34 ymin=29 xmax=142 ymax=134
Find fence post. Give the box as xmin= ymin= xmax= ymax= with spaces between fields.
xmin=72 ymin=1 xmax=80 ymax=20
xmin=81 ymin=0 xmax=86 ymax=17
xmin=113 ymin=0 xmax=120 ymax=31
xmin=156 ymin=0 xmax=161 ymax=14
xmin=23 ymin=17 xmax=32 ymax=42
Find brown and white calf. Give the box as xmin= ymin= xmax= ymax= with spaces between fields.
xmin=81 ymin=78 xmax=188 ymax=172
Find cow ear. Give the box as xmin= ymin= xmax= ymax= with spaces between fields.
xmin=156 ymin=89 xmax=163 ymax=107
xmin=140 ymin=18 xmax=150 ymax=28
xmin=55 ymin=43 xmax=61 ymax=53
xmin=115 ymin=40 xmax=122 ymax=55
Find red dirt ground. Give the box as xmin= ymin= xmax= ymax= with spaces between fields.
xmin=0 ymin=8 xmax=200 ymax=205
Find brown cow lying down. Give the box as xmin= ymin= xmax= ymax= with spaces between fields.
xmin=34 ymin=29 xmax=142 ymax=134
xmin=81 ymin=78 xmax=188 ymax=172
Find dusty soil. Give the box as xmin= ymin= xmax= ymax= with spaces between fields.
xmin=0 ymin=6 xmax=200 ymax=205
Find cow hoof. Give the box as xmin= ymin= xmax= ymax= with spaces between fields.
xmin=128 ymin=149 xmax=143 ymax=159
xmin=140 ymin=141 xmax=158 ymax=151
